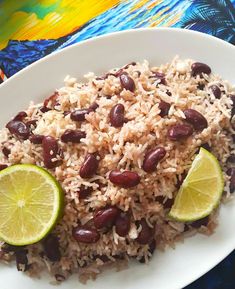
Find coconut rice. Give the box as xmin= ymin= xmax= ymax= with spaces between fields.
xmin=0 ymin=57 xmax=234 ymax=283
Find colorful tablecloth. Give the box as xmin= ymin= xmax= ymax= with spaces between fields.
xmin=0 ymin=1 xmax=235 ymax=288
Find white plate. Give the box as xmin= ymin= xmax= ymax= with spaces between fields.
xmin=0 ymin=28 xmax=235 ymax=289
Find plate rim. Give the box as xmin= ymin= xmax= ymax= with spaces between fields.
xmin=0 ymin=27 xmax=235 ymax=289
xmin=1 ymin=27 xmax=234 ymax=89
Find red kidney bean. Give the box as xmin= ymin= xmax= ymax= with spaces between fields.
xmin=63 ymin=111 xmax=71 ymax=116
xmin=136 ymin=219 xmax=154 ymax=245
xmin=168 ymin=124 xmax=193 ymax=141
xmin=183 ymin=109 xmax=208 ymax=131
xmin=2 ymin=244 xmax=25 ymax=253
xmin=26 ymin=119 xmax=37 ymax=128
xmin=149 ymin=239 xmax=156 ymax=255
xmin=94 ymin=206 xmax=119 ymax=229
xmin=79 ymin=153 xmax=99 ymax=178
xmin=159 ymin=101 xmax=170 ymax=117
xmin=209 ymin=85 xmax=221 ymax=99
xmin=197 ymin=83 xmax=205 ymax=90
xmin=78 ymin=185 xmax=93 ymax=199
xmin=191 ymin=62 xmax=211 ymax=76
xmin=110 ymin=104 xmax=125 ymax=128
xmin=42 ymin=136 xmax=60 ymax=169
xmin=200 ymin=143 xmax=211 ymax=151
xmin=184 ymin=225 xmax=190 ymax=232
xmin=43 ymin=235 xmax=61 ymax=262
xmin=232 ymin=134 xmax=235 ymax=143
xmin=138 ymin=256 xmax=146 ymax=263
xmin=109 ymin=170 xmax=140 ymax=188
xmin=139 ymin=240 xmax=156 ymax=263
xmin=113 ymin=254 xmax=125 ymax=260
xmin=98 ymin=66 xmax=136 ymax=80
xmin=0 ymin=164 xmax=8 ymax=171
xmin=151 ymin=72 xmax=166 ymax=85
xmin=230 ymin=94 xmax=235 ymax=104
xmin=230 ymin=94 xmax=235 ymax=117
xmin=124 ymin=117 xmax=129 ymax=123
xmin=70 ymin=109 xmax=90 ymax=121
xmin=15 ymin=249 xmax=28 ymax=272
xmin=95 ymin=180 xmax=106 ymax=190
xmin=115 ymin=212 xmax=130 ymax=237
xmin=115 ymin=68 xmax=124 ymax=76
xmin=119 ymin=72 xmax=135 ymax=92
xmin=229 ymin=168 xmax=235 ymax=193
xmin=13 ymin=111 xmax=27 ymax=121
xmin=123 ymin=62 xmax=137 ymax=69
xmin=155 ymin=196 xmax=174 ymax=209
xmin=143 ymin=147 xmax=166 ymax=173
xmin=134 ymin=71 xmax=141 ymax=77
xmin=72 ymin=226 xmax=100 ymax=243
xmin=43 ymin=92 xmax=58 ymax=109
xmin=190 ymin=216 xmax=209 ymax=228
xmin=6 ymin=120 xmax=30 ymax=140
xmin=108 ymin=71 xmax=123 ymax=78
xmin=227 ymin=155 xmax=235 ymax=164
xmin=227 ymin=167 xmax=233 ymax=176
xmin=89 ymin=102 xmax=99 ymax=111
xmin=94 ymin=254 xmax=110 ymax=263
xmin=163 ymin=199 xmax=175 ymax=209
xmin=40 ymin=106 xmax=51 ymax=113
xmin=176 ymin=171 xmax=187 ymax=189
xmin=97 ymin=71 xmax=120 ymax=80
xmin=29 ymin=134 xmax=44 ymax=144
xmin=2 ymin=147 xmax=10 ymax=158
xmin=155 ymin=196 xmax=164 ymax=204
xmin=61 ymin=129 xmax=86 ymax=143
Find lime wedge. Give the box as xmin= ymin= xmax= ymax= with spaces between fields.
xmin=0 ymin=164 xmax=63 ymax=246
xmin=169 ymin=148 xmax=224 ymax=222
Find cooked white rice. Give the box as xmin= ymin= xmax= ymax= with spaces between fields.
xmin=0 ymin=57 xmax=234 ymax=283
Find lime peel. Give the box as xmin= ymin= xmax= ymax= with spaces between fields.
xmin=169 ymin=148 xmax=224 ymax=222
xmin=0 ymin=164 xmax=63 ymax=246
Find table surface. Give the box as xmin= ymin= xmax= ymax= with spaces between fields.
xmin=0 ymin=1 xmax=235 ymax=288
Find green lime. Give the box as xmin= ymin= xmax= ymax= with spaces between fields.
xmin=169 ymin=148 xmax=224 ymax=222
xmin=0 ymin=164 xmax=63 ymax=246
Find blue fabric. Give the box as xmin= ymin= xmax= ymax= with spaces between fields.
xmin=0 ymin=1 xmax=234 ymax=288
xmin=186 ymin=251 xmax=235 ymax=289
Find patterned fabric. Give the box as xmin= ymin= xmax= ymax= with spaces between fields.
xmin=0 ymin=1 xmax=235 ymax=288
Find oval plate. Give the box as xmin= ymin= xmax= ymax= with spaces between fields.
xmin=0 ymin=28 xmax=235 ymax=289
